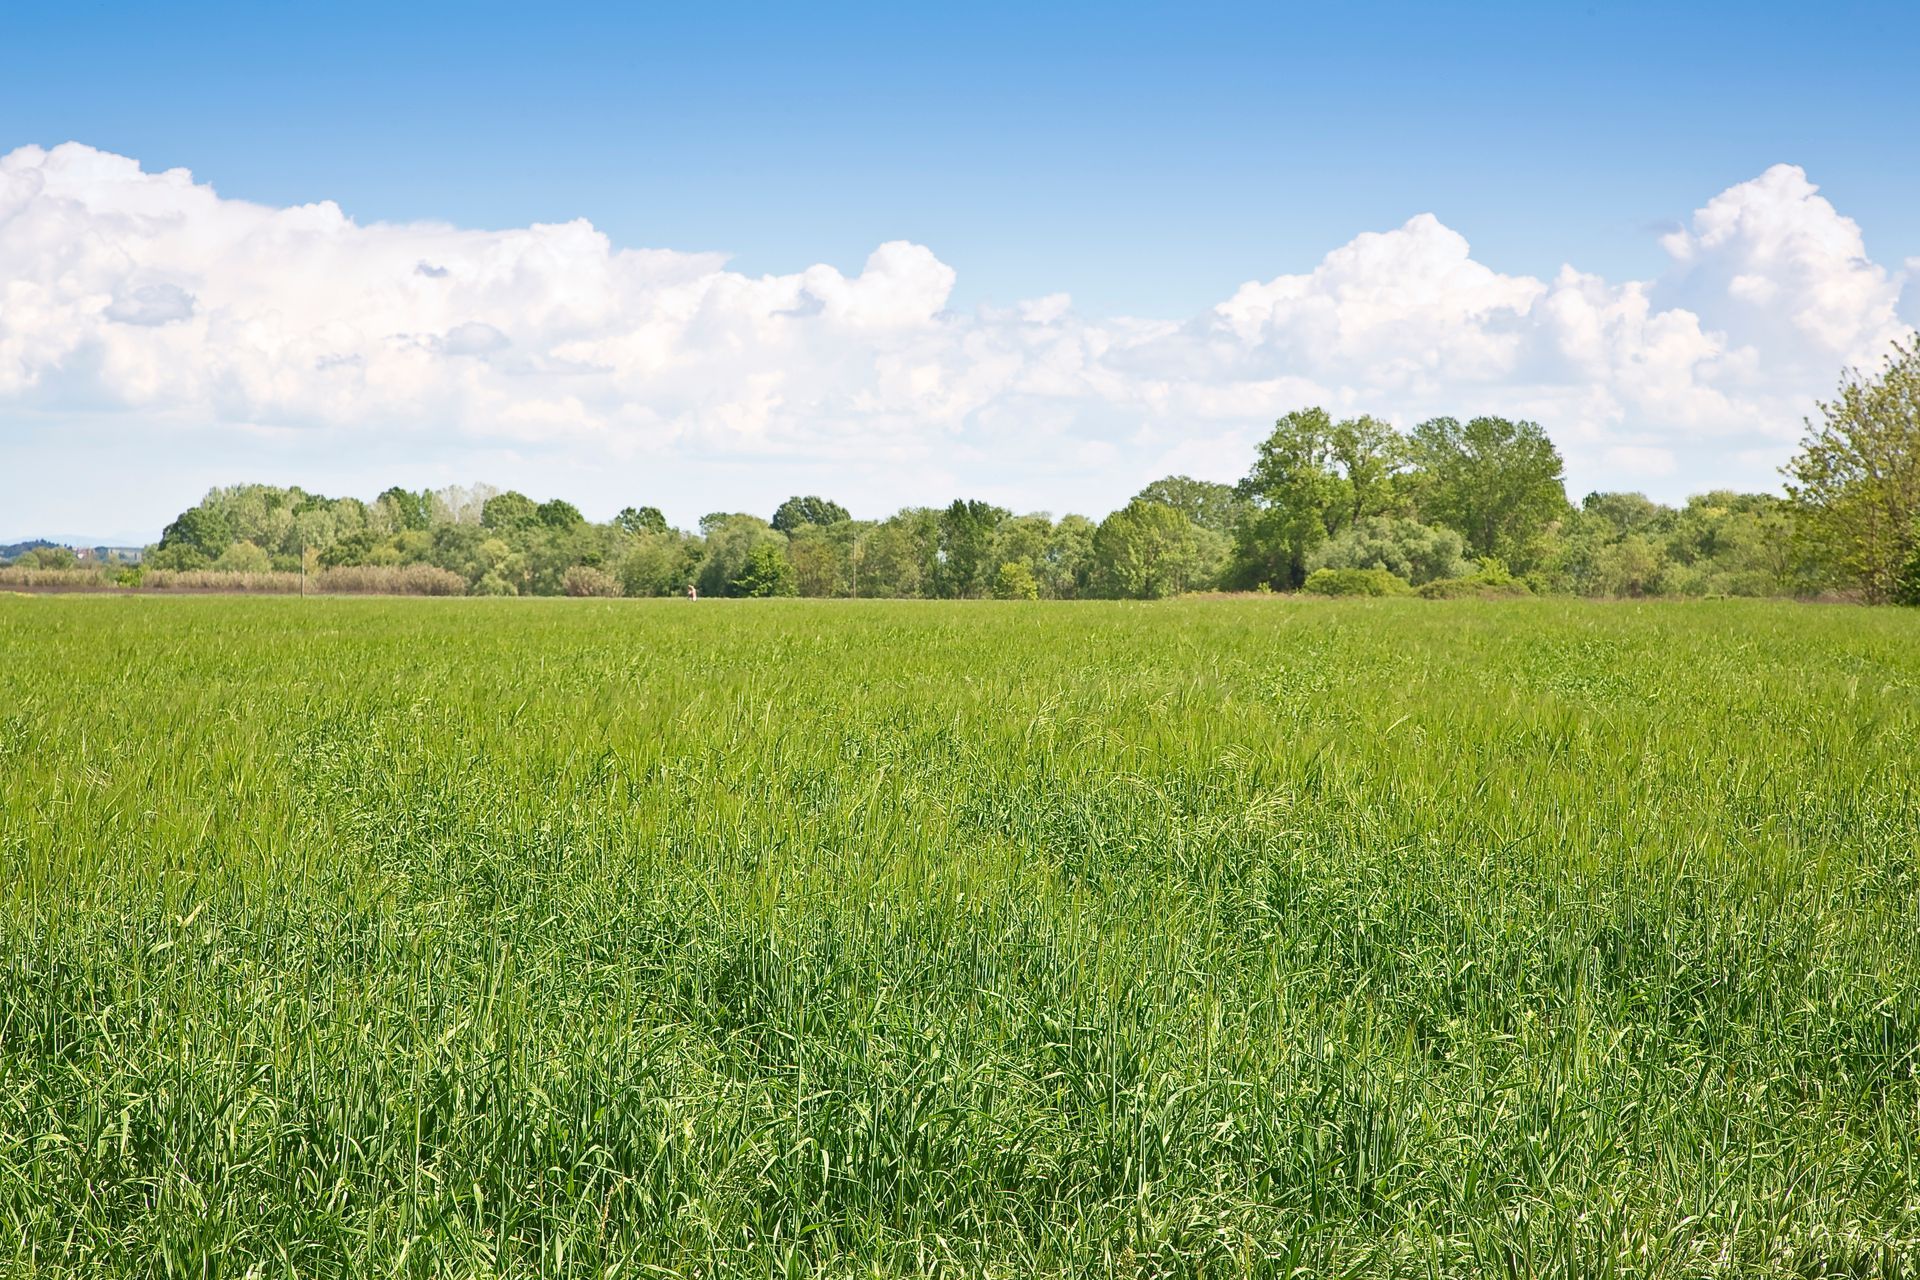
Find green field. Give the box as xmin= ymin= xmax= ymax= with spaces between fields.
xmin=2 ymin=596 xmax=1917 ymax=1277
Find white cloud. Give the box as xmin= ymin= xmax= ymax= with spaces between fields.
xmin=0 ymin=143 xmax=1913 ymax=517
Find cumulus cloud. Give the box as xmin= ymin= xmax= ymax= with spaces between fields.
xmin=0 ymin=143 xmax=1912 ymax=505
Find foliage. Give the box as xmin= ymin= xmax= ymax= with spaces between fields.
xmin=1091 ymin=500 xmax=1224 ymax=599
xmin=1409 ymin=415 xmax=1569 ymax=571
xmin=1783 ymin=337 xmax=1920 ymax=602
xmin=536 ymin=498 xmax=586 ymax=530
xmin=4 ymin=597 xmax=1918 ymax=1274
xmin=1301 ymin=566 xmax=1411 ymax=596
xmin=696 ymin=516 xmax=787 ymax=598
xmin=613 ymin=505 xmax=669 ymax=536
xmin=1230 ymin=408 xmax=1408 ymax=589
xmin=936 ymin=500 xmax=1011 ymax=598
xmin=1305 ymin=516 xmax=1471 ymax=586
xmin=212 ymin=541 xmax=273 ymax=574
xmin=771 ymin=495 xmax=852 ymax=533
xmin=1416 ymin=561 xmax=1534 ymax=599
xmin=618 ymin=532 xmax=698 ymax=597
xmin=157 ymin=504 xmax=233 ymax=561
xmin=377 ymin=486 xmax=434 ymax=531
xmin=991 ymin=561 xmax=1039 ymax=600
xmin=481 ymin=490 xmax=541 ymax=532
xmin=732 ymin=541 xmax=798 ymax=597
xmin=1132 ymin=475 xmax=1246 ymax=533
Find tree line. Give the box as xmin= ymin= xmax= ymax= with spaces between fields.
xmin=10 ymin=339 xmax=1917 ymax=603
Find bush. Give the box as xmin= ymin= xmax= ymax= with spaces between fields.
xmin=562 ymin=565 xmax=622 ymax=598
xmin=1302 ymin=567 xmax=1411 ymax=597
xmin=315 ymin=564 xmax=466 ymax=596
xmin=1416 ymin=571 xmax=1534 ymax=600
xmin=992 ymin=561 xmax=1040 ymax=600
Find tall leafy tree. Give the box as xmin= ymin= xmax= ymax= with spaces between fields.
xmin=157 ymin=504 xmax=233 ymax=562
xmin=1783 ymin=338 xmax=1920 ymax=603
xmin=376 ymin=486 xmax=434 ymax=531
xmin=1409 ymin=415 xmax=1569 ymax=571
xmin=733 ymin=542 xmax=798 ymax=596
xmin=613 ymin=506 xmax=669 ymax=536
xmin=481 ymin=491 xmax=540 ymax=532
xmin=536 ymin=499 xmax=586 ymax=530
xmin=1092 ymin=500 xmax=1224 ymax=598
xmin=1230 ymin=408 xmax=1406 ymax=588
xmin=1132 ymin=476 xmax=1245 ymax=534
xmin=937 ymin=500 xmax=1010 ymax=598
xmin=771 ymin=495 xmax=851 ymax=533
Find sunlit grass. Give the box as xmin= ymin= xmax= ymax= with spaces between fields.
xmin=1 ymin=596 xmax=1916 ymax=1277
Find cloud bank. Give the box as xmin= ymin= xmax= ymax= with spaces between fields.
xmin=0 ymin=142 xmax=1913 ymax=514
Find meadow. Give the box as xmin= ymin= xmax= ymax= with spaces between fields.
xmin=1 ymin=595 xmax=1916 ymax=1278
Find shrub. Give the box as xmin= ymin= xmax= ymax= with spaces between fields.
xmin=562 ymin=565 xmax=622 ymax=598
xmin=1416 ymin=570 xmax=1534 ymax=600
xmin=1302 ymin=567 xmax=1411 ymax=597
xmin=315 ymin=564 xmax=466 ymax=596
xmin=992 ymin=561 xmax=1040 ymax=600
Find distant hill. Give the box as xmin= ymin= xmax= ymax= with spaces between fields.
xmin=1 ymin=539 xmax=146 ymax=564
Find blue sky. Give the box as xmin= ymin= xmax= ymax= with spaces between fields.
xmin=3 ymin=1 xmax=1917 ymax=541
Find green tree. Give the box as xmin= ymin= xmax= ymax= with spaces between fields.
xmin=1306 ymin=516 xmax=1472 ymax=586
xmin=733 ymin=542 xmax=798 ymax=597
xmin=1230 ymin=408 xmax=1408 ymax=589
xmin=937 ymin=500 xmax=1011 ymax=598
xmin=158 ymin=503 xmax=234 ymax=562
xmin=618 ymin=532 xmax=697 ymax=597
xmin=695 ymin=515 xmax=787 ymax=597
xmin=1581 ymin=491 xmax=1670 ymax=539
xmin=854 ymin=513 xmax=937 ymax=598
xmin=481 ymin=491 xmax=540 ymax=532
xmin=1783 ymin=337 xmax=1920 ymax=603
xmin=1092 ymin=500 xmax=1222 ymax=599
xmin=1041 ymin=515 xmax=1097 ymax=599
xmin=376 ymin=486 xmax=434 ymax=531
xmin=613 ymin=506 xmax=669 ymax=536
xmin=990 ymin=514 xmax=1055 ymax=582
xmin=212 ymin=541 xmax=273 ymax=573
xmin=771 ymin=495 xmax=851 ymax=533
xmin=1409 ymin=415 xmax=1569 ymax=572
xmin=536 ymin=499 xmax=585 ymax=530
xmin=1132 ymin=476 xmax=1246 ymax=533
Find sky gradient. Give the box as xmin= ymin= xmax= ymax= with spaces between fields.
xmin=3 ymin=1 xmax=1917 ymax=542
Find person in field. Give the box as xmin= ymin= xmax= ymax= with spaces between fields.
xmin=686 ymin=583 xmax=697 ymax=600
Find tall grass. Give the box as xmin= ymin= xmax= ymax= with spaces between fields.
xmin=0 ymin=596 xmax=1915 ymax=1277
xmin=314 ymin=563 xmax=467 ymax=595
